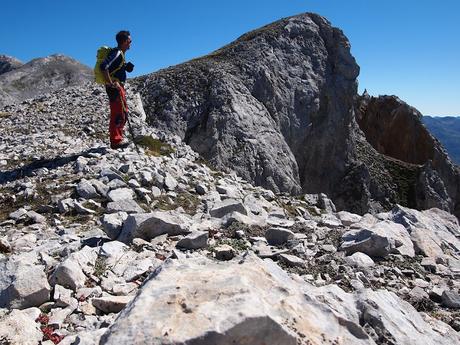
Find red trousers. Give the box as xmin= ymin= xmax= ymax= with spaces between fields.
xmin=106 ymin=85 xmax=127 ymax=146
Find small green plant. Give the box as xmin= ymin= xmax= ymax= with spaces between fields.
xmin=135 ymin=136 xmax=175 ymax=156
xmin=209 ymin=238 xmax=250 ymax=253
xmin=93 ymin=255 xmax=108 ymax=278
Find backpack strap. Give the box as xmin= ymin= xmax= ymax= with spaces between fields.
xmin=110 ymin=49 xmax=126 ymax=81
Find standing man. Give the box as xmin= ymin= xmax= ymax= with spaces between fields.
xmin=100 ymin=30 xmax=134 ymax=149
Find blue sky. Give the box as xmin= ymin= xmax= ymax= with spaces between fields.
xmin=2 ymin=0 xmax=459 ymax=115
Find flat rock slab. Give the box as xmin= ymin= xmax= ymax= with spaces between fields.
xmin=106 ymin=199 xmax=144 ymax=214
xmin=99 ymin=254 xmax=372 ymax=345
xmin=176 ymin=231 xmax=208 ymax=250
xmin=92 ymin=295 xmax=134 ymax=314
xmin=209 ymin=199 xmax=248 ymax=218
xmin=118 ymin=211 xmax=191 ymax=243
xmin=340 ymin=220 xmax=414 ymax=258
xmin=99 ymin=254 xmax=460 ymax=345
xmin=107 ymin=188 xmax=135 ymax=202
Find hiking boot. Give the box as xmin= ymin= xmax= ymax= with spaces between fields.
xmin=110 ymin=140 xmax=130 ymax=150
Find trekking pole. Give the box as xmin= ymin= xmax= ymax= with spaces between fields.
xmin=118 ymin=86 xmax=141 ymax=155
xmin=126 ymin=110 xmax=141 ymax=156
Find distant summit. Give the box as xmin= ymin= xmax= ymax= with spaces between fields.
xmin=423 ymin=116 xmax=460 ymax=165
xmin=0 ymin=54 xmax=92 ymax=108
xmin=0 ymin=55 xmax=23 ymax=75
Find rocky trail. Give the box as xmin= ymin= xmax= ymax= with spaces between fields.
xmin=0 ymin=81 xmax=459 ymax=344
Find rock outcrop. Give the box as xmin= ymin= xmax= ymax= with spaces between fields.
xmin=356 ymin=94 xmax=460 ymax=219
xmin=133 ymin=13 xmax=460 ymax=219
xmin=0 ymin=54 xmax=92 ymax=108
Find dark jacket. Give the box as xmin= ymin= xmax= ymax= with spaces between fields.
xmin=100 ymin=48 xmax=126 ymax=83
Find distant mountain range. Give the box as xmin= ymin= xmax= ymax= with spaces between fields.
xmin=422 ymin=116 xmax=460 ymax=165
xmin=0 ymin=54 xmax=92 ymax=108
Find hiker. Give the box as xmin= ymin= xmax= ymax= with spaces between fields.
xmin=100 ymin=30 xmax=134 ymax=149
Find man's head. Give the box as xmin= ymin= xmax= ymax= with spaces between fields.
xmin=116 ymin=30 xmax=131 ymax=52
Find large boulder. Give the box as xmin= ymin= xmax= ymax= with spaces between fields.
xmin=389 ymin=205 xmax=460 ymax=259
xmin=99 ymin=254 xmax=460 ymax=345
xmin=118 ymin=211 xmax=191 ymax=243
xmin=0 ymin=255 xmax=51 ymax=309
xmin=340 ymin=220 xmax=415 ymax=258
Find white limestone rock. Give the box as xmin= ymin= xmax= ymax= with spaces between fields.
xmin=340 ymin=220 xmax=415 ymax=258
xmin=118 ymin=211 xmax=191 ymax=243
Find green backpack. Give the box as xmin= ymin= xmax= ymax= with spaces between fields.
xmin=94 ymin=46 xmax=125 ymax=84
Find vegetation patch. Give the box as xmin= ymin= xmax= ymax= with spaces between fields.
xmin=209 ymin=238 xmax=250 ymax=253
xmin=223 ymin=221 xmax=269 ymax=238
xmin=93 ymin=255 xmax=108 ymax=278
xmin=154 ymin=192 xmax=200 ymax=215
xmin=135 ymin=136 xmax=175 ymax=156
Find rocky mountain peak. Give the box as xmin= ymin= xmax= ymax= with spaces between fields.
xmin=0 ymin=53 xmax=93 ymax=108
xmin=133 ymin=12 xmax=459 ymax=219
xmin=0 ymin=55 xmax=23 ymax=75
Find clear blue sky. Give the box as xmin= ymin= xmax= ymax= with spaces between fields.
xmin=2 ymin=0 xmax=459 ymax=115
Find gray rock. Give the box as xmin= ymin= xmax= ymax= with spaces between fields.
xmin=51 ymin=246 xmax=98 ymax=290
xmin=77 ymin=179 xmax=99 ymax=199
xmin=337 ymin=211 xmax=362 ymax=226
xmin=54 ymin=284 xmax=77 ymax=308
xmin=264 ymin=227 xmax=294 ymax=246
xmin=92 ymin=295 xmax=133 ymax=314
xmin=442 ymin=290 xmax=460 ymax=309
xmin=57 ymin=198 xmax=76 ymax=213
xmin=9 ymin=208 xmax=27 ymax=220
xmin=0 ymin=309 xmax=43 ymax=345
xmin=100 ymin=168 xmax=124 ymax=181
xmin=390 ymin=206 xmax=460 ymax=259
xmin=98 ymin=254 xmax=372 ymax=345
xmin=0 ymin=260 xmax=51 ymax=309
xmin=101 ymin=212 xmax=129 ymax=240
xmin=119 ymin=211 xmax=191 ymax=243
xmin=214 ymin=244 xmax=236 ymax=261
xmin=344 ymin=252 xmax=374 ymax=268
xmin=318 ymin=193 xmax=337 ymax=213
xmin=107 ymin=188 xmax=135 ymax=202
xmin=195 ymin=183 xmax=208 ymax=195
xmin=106 ymin=199 xmax=144 ymax=214
xmin=210 ymin=199 xmax=248 ymax=218
xmin=164 ymin=173 xmax=178 ymax=191
xmin=151 ymin=186 xmax=161 ymax=197
xmin=340 ymin=220 xmax=414 ymax=258
xmin=278 ymin=253 xmax=304 ymax=267
xmin=176 ymin=231 xmax=208 ymax=250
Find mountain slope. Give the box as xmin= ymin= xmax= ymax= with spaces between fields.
xmin=0 ymin=54 xmax=93 ymax=108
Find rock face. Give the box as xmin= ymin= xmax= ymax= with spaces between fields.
xmin=134 ymin=13 xmax=359 ymax=198
xmin=133 ymin=13 xmax=459 ymax=219
xmin=0 ymin=54 xmax=92 ymax=107
xmin=356 ymin=93 xmax=460 ymax=219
